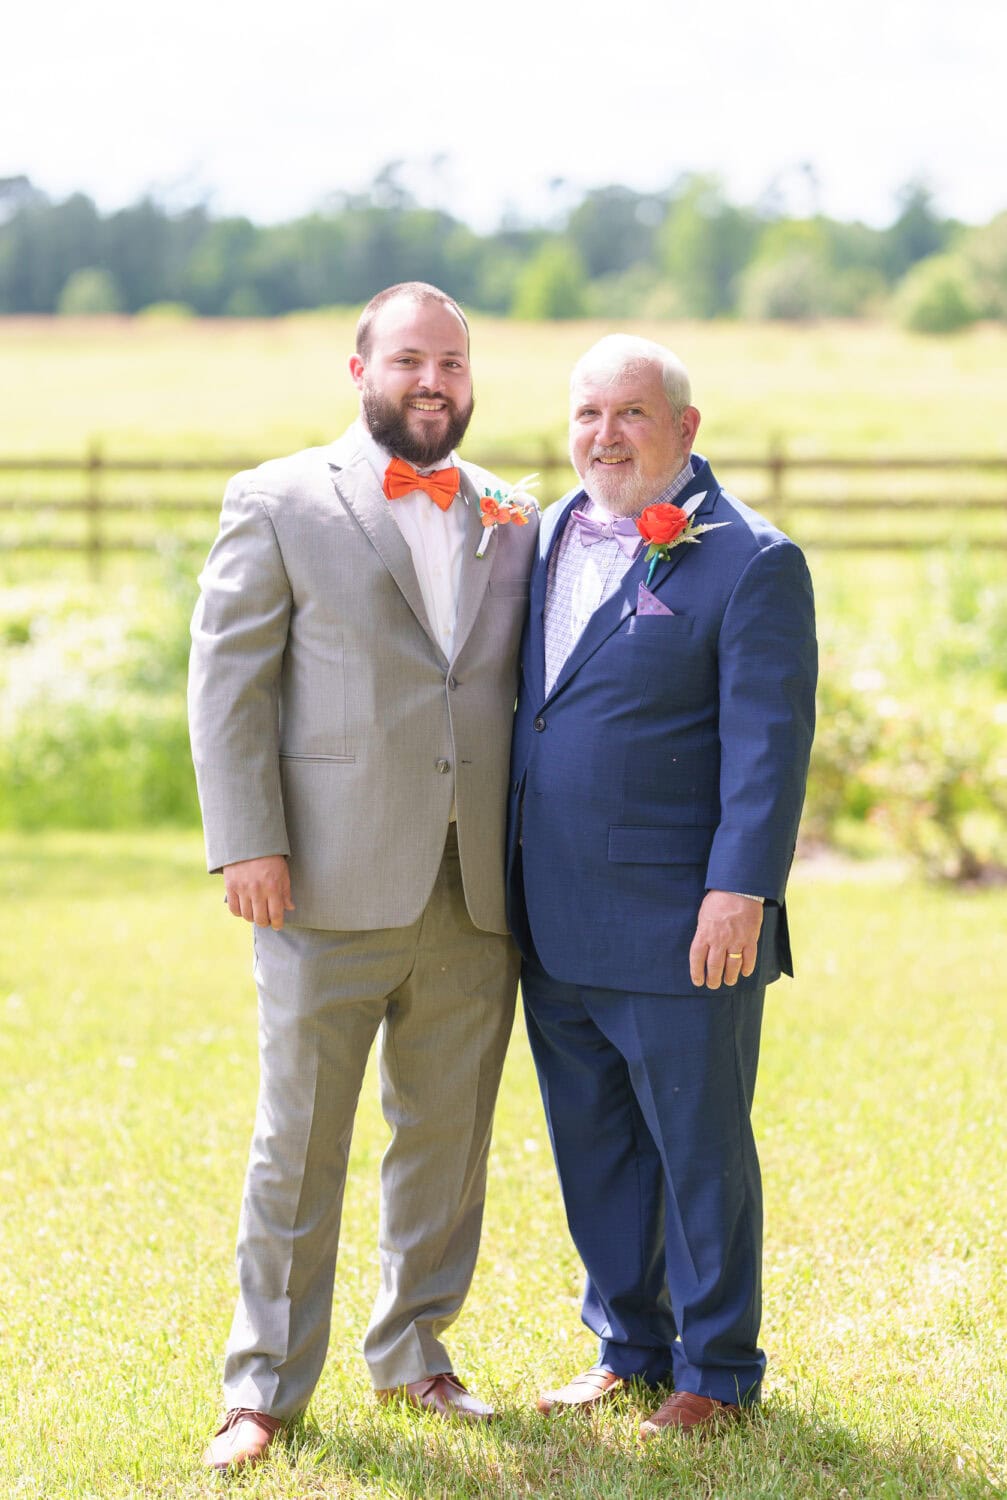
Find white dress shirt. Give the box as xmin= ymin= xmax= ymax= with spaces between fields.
xmin=356 ymin=420 xmax=467 ymax=660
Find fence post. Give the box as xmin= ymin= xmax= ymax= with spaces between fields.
xmin=537 ymin=437 xmax=551 ymax=502
xmin=85 ymin=440 xmax=104 ymax=581
xmin=539 ymin=436 xmax=565 ymax=504
xmin=767 ymin=437 xmax=786 ymax=530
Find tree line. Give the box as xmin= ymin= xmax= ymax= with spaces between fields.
xmin=1 ymin=168 xmax=1004 ymax=332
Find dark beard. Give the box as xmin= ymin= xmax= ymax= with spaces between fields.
xmin=362 ymin=384 xmax=475 ymax=467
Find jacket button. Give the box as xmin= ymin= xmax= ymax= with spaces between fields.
xmin=533 ymin=716 xmax=546 ymax=732
xmin=436 ymin=758 xmax=451 ymax=773
xmin=447 ymin=675 xmax=458 ymax=690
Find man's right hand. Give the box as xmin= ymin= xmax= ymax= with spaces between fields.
xmin=223 ymin=856 xmax=295 ymax=930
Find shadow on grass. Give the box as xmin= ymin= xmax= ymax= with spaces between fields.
xmin=256 ymin=1390 xmax=999 ymax=1500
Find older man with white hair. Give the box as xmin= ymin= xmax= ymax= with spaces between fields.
xmin=505 ymin=335 xmax=817 ymax=1439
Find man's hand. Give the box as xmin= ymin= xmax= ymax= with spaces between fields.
xmin=223 ymin=856 xmax=295 ymax=930
xmin=689 ymin=890 xmax=763 ymax=990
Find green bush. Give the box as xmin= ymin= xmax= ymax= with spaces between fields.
xmin=137 ymin=301 xmax=196 ymax=321
xmin=738 ymin=250 xmax=834 ymax=321
xmin=0 ymin=697 xmax=198 ymax=828
xmin=926 ymin=550 xmax=1007 ymax=688
xmin=959 ymin=211 xmax=1007 ymax=320
xmin=867 ymin=703 xmax=1007 ymax=881
xmin=57 ymin=267 xmax=122 ymax=315
xmin=803 ymin=669 xmax=883 ymax=840
xmin=224 ymin=286 xmax=268 ymax=317
xmin=804 ymin=664 xmax=1007 ymax=881
xmin=896 ymin=253 xmax=980 ymax=333
xmin=0 ymin=568 xmax=199 ymax=829
xmin=585 ymin=265 xmax=685 ymax=319
xmin=805 ymin=551 xmax=1007 ymax=880
xmin=3 ymin=556 xmax=1006 ymax=880
xmin=511 ymin=241 xmax=588 ymax=320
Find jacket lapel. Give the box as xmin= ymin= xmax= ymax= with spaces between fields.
xmin=328 ymin=444 xmax=438 ymax=649
xmin=451 ymin=469 xmax=494 ymax=660
xmin=545 ymin=560 xmax=636 ymax=702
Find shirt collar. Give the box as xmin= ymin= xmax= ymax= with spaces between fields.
xmin=355 ymin=417 xmax=461 ymax=486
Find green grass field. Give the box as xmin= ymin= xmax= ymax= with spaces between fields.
xmin=2 ymin=313 xmax=1006 ymax=575
xmin=1 ymin=832 xmax=1004 ymax=1497
xmin=2 ymin=313 xmax=1005 ymax=459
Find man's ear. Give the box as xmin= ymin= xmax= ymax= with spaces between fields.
xmin=349 ymin=354 xmax=365 ymax=390
xmin=682 ymin=405 xmax=701 ymax=449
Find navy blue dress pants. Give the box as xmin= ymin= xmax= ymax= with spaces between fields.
xmin=522 ymin=956 xmax=766 ymax=1404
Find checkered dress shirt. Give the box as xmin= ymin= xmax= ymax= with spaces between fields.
xmin=543 ymin=460 xmax=696 ymax=695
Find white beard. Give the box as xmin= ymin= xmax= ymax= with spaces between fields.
xmin=579 ymin=459 xmax=682 ymax=517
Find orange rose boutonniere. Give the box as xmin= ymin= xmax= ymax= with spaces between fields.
xmin=636 ymin=503 xmax=728 ymax=584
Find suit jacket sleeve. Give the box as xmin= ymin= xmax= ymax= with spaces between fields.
xmin=705 ymin=539 xmax=817 ymax=902
xmin=187 ymin=475 xmax=292 ymax=872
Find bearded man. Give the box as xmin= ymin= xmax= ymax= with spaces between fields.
xmin=506 ymin=335 xmax=816 ymax=1440
xmin=189 ymin=282 xmax=538 ymax=1470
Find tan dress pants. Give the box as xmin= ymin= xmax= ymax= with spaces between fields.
xmin=221 ymin=828 xmax=519 ymax=1417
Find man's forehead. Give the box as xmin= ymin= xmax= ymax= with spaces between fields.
xmin=372 ymin=296 xmax=468 ymax=350
xmin=571 ymin=368 xmax=661 ymax=405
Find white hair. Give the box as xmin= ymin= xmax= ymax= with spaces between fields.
xmin=570 ymin=334 xmax=692 ymax=414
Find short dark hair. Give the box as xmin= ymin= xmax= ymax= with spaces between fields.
xmin=355 ymin=282 xmax=470 ymax=361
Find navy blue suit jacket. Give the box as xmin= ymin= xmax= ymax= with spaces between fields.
xmin=506 ymin=457 xmax=818 ymax=996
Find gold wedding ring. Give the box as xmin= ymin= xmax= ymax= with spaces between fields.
xmin=727 ymin=952 xmax=743 ymax=959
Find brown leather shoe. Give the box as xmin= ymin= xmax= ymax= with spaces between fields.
xmin=537 ymin=1366 xmax=627 ymax=1415
xmin=376 ymin=1372 xmax=494 ymax=1422
xmin=639 ymin=1391 xmax=742 ymax=1440
xmin=202 ymin=1408 xmax=284 ymax=1470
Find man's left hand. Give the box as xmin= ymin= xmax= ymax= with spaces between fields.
xmin=689 ymin=891 xmax=763 ymax=990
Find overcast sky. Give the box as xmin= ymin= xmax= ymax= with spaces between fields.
xmin=5 ymin=0 xmax=1004 ymax=229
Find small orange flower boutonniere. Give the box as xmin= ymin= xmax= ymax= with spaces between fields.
xmin=475 ymin=474 xmax=539 ymax=558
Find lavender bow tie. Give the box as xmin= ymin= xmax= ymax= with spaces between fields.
xmin=570 ymin=509 xmax=644 ymax=560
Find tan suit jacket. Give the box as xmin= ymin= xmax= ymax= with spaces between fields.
xmin=188 ymin=427 xmax=538 ymax=932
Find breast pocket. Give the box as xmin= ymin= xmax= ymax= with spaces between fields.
xmin=626 ymin=612 xmax=694 ymax=637
xmin=612 ymin=612 xmax=713 ymax=708
xmin=278 ymin=751 xmax=356 ymax=763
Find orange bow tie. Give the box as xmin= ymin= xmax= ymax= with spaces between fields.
xmin=383 ymin=456 xmax=460 ymax=511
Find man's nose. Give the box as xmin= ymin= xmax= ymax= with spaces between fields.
xmin=596 ymin=411 xmax=619 ymax=445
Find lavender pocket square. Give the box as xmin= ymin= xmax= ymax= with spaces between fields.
xmin=636 ymin=583 xmax=675 ymax=617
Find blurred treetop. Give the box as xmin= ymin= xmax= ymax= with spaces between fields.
xmin=1 ymin=166 xmax=1003 ymax=331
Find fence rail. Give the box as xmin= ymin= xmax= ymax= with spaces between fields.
xmin=2 ymin=445 xmax=1005 ymax=575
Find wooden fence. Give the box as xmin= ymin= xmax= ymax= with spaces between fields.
xmin=2 ymin=444 xmax=1006 ymax=576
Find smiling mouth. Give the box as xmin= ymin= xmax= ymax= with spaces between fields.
xmin=408 ymin=398 xmax=448 ymax=414
xmin=593 ymin=453 xmax=632 ymax=466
